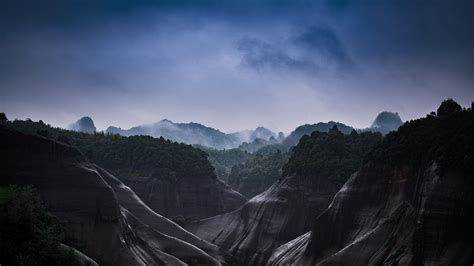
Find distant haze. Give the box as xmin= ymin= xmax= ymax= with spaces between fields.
xmin=1 ymin=1 xmax=473 ymax=132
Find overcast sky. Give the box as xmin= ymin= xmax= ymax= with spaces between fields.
xmin=1 ymin=0 xmax=473 ymax=133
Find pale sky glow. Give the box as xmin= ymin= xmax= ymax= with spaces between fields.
xmin=1 ymin=0 xmax=473 ymax=133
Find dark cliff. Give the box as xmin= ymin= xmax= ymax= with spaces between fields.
xmin=0 ymin=125 xmax=232 ymax=265
xmin=269 ymin=103 xmax=474 ymax=265
xmin=187 ymin=129 xmax=381 ymax=265
xmin=5 ymin=120 xmax=246 ymax=221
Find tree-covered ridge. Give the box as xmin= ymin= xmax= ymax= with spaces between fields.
xmin=366 ymin=99 xmax=474 ymax=175
xmin=4 ymin=119 xmax=216 ymax=180
xmin=0 ymin=186 xmax=76 ymax=265
xmin=198 ymin=146 xmax=253 ymax=182
xmin=283 ymin=127 xmax=382 ymax=186
xmin=228 ymin=150 xmax=290 ymax=198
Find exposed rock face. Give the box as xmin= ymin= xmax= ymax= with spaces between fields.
xmin=187 ymin=129 xmax=381 ymax=265
xmin=0 ymin=125 xmax=231 ymax=265
xmin=187 ymin=174 xmax=340 ymax=265
xmin=270 ymin=107 xmax=474 ymax=265
xmin=59 ymin=244 xmax=99 ymax=266
xmin=123 ymin=173 xmax=247 ymax=220
xmin=5 ymin=119 xmax=247 ymax=221
xmin=269 ymin=164 xmax=473 ymax=265
xmin=69 ymin=116 xmax=96 ymax=133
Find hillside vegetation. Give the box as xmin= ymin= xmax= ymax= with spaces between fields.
xmin=366 ymin=99 xmax=474 ymax=175
xmin=283 ymin=127 xmax=382 ymax=186
xmin=4 ymin=120 xmax=216 ymax=181
xmin=228 ymin=150 xmax=290 ymax=198
xmin=0 ymin=186 xmax=76 ymax=265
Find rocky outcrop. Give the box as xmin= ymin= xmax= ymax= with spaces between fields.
xmin=187 ymin=175 xmax=340 ymax=265
xmin=69 ymin=116 xmax=96 ymax=133
xmin=270 ymin=106 xmax=474 ymax=265
xmin=59 ymin=244 xmax=99 ymax=266
xmin=123 ymin=173 xmax=246 ymax=221
xmin=360 ymin=111 xmax=403 ymax=134
xmin=269 ymin=163 xmax=473 ymax=265
xmin=0 ymin=125 xmax=231 ymax=265
xmin=5 ymin=119 xmax=247 ymax=221
xmin=187 ymin=129 xmax=381 ymax=265
xmin=370 ymin=111 xmax=402 ymax=131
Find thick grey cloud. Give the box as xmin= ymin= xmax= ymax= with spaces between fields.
xmin=293 ymin=26 xmax=354 ymax=69
xmin=237 ymin=37 xmax=319 ymax=74
xmin=0 ymin=0 xmax=473 ymax=132
xmin=237 ymin=25 xmax=353 ymax=75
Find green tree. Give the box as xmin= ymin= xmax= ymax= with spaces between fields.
xmin=367 ymin=99 xmax=474 ymax=175
xmin=0 ymin=112 xmax=7 ymax=122
xmin=283 ymin=128 xmax=382 ymax=186
xmin=437 ymin=98 xmax=462 ymax=117
xmin=0 ymin=186 xmax=76 ymax=266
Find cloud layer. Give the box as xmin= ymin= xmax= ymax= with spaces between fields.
xmin=1 ymin=0 xmax=473 ymax=132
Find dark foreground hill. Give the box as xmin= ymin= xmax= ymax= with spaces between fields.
xmin=0 ymin=125 xmax=234 ymax=265
xmin=187 ymin=127 xmax=382 ymax=265
xmin=5 ymin=120 xmax=246 ymax=221
xmin=269 ymin=100 xmax=474 ymax=265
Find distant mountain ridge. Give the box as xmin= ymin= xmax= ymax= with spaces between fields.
xmin=282 ymin=121 xmax=354 ymax=148
xmin=106 ymin=119 xmax=277 ymax=150
xmin=69 ymin=116 xmax=96 ymax=133
xmin=361 ymin=111 xmax=403 ymax=134
xmin=229 ymin=126 xmax=277 ymax=143
xmin=80 ymin=111 xmax=401 ymax=151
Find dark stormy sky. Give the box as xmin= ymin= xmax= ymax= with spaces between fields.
xmin=1 ymin=0 xmax=473 ymax=132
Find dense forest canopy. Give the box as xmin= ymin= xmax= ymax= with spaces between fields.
xmin=283 ymin=127 xmax=383 ymax=186
xmin=228 ymin=150 xmax=290 ymax=198
xmin=198 ymin=146 xmax=253 ymax=181
xmin=366 ymin=99 xmax=474 ymax=175
xmin=3 ymin=120 xmax=216 ymax=180
xmin=0 ymin=186 xmax=76 ymax=265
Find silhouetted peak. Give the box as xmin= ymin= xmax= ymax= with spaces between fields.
xmin=371 ymin=111 xmax=403 ymax=129
xmin=160 ymin=118 xmax=174 ymax=124
xmin=437 ymin=98 xmax=462 ymax=117
xmin=70 ymin=116 xmax=96 ymax=133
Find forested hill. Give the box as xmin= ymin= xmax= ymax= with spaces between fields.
xmin=2 ymin=119 xmax=247 ymax=219
xmin=187 ymin=125 xmax=383 ymax=265
xmin=365 ymin=99 xmax=474 ymax=175
xmin=269 ymin=103 xmax=474 ymax=265
xmin=281 ymin=121 xmax=354 ymax=149
xmin=283 ymin=127 xmax=383 ymax=186
xmin=5 ymin=119 xmax=215 ymax=179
